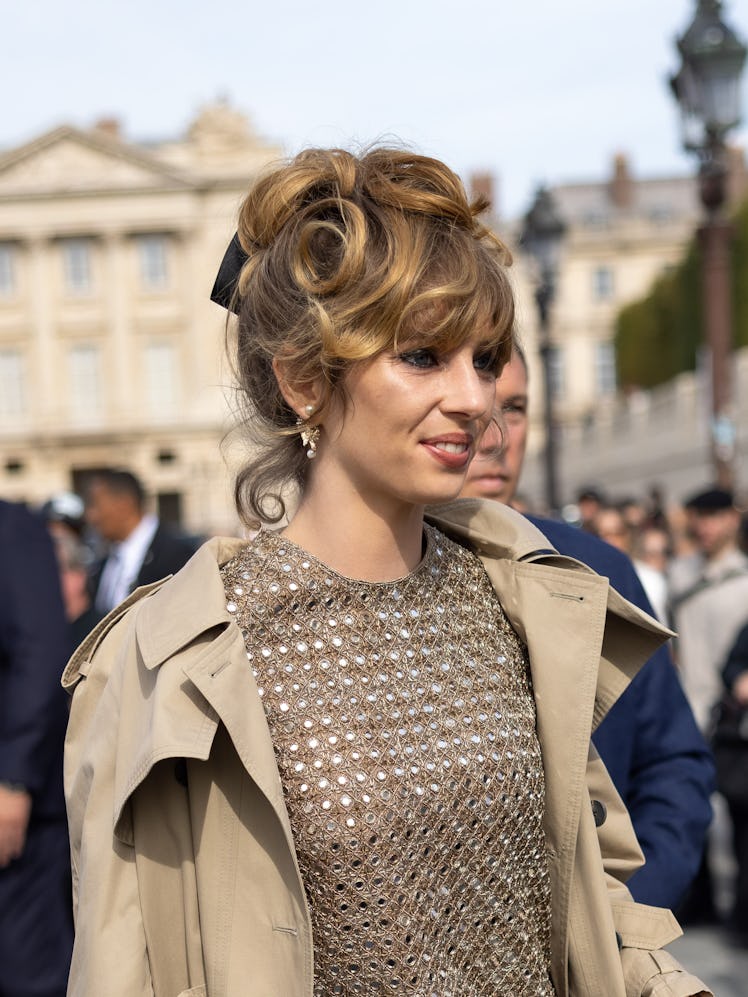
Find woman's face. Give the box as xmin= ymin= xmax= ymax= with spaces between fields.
xmin=313 ymin=328 xmax=499 ymax=516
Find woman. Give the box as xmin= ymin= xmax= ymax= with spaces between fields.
xmin=63 ymin=148 xmax=709 ymax=996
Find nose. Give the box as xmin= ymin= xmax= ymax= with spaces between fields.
xmin=442 ymin=352 xmax=494 ymax=422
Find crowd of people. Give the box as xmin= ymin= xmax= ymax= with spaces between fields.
xmin=516 ymin=477 xmax=748 ymax=947
xmin=0 ymin=145 xmax=734 ymax=996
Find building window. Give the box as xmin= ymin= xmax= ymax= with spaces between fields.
xmin=582 ymin=210 xmax=610 ymax=229
xmin=138 ymin=235 xmax=169 ymax=290
xmin=592 ymin=265 xmax=614 ymax=301
xmin=0 ymin=350 xmax=25 ymax=419
xmin=68 ymin=345 xmax=102 ymax=423
xmin=61 ymin=239 xmax=93 ymax=294
xmin=649 ymin=205 xmax=673 ymax=225
xmin=145 ymin=342 xmax=179 ymax=418
xmin=0 ymin=244 xmax=16 ymax=297
xmin=595 ymin=342 xmax=617 ymax=397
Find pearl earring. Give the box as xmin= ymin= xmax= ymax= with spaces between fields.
xmin=296 ymin=406 xmax=320 ymax=459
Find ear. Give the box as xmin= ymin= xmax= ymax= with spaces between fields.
xmin=272 ymin=356 xmax=322 ymax=420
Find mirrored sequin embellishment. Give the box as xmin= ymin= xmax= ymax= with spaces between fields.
xmin=221 ymin=526 xmax=553 ymax=996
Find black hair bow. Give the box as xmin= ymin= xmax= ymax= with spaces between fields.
xmin=210 ymin=232 xmax=248 ymax=314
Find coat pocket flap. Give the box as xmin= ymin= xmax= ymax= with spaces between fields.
xmin=611 ymin=901 xmax=682 ymax=950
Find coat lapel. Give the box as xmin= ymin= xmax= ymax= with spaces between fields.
xmin=128 ymin=536 xmax=300 ymax=856
xmin=479 ymin=555 xmax=608 ymax=986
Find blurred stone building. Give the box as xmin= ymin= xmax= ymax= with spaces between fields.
xmin=0 ymin=102 xmax=281 ymax=535
xmin=504 ymin=150 xmax=748 ymax=507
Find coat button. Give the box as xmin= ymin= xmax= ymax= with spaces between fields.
xmin=591 ymin=799 xmax=607 ymax=827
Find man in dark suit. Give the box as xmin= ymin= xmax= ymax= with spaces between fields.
xmin=459 ymin=347 xmax=714 ymax=910
xmin=0 ymin=500 xmax=73 ymax=996
xmin=84 ymin=469 xmax=200 ymax=616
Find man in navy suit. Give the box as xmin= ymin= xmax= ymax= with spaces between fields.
xmin=84 ymin=469 xmax=200 ymax=617
xmin=459 ymin=348 xmax=714 ymax=909
xmin=0 ymin=501 xmax=73 ymax=996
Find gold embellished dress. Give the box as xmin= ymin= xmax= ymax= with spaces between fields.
xmin=221 ymin=524 xmax=554 ymax=996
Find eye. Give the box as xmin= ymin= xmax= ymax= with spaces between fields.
xmin=397 ymin=348 xmax=439 ymax=369
xmin=473 ymin=350 xmax=498 ymax=373
xmin=501 ymin=398 xmax=528 ymax=421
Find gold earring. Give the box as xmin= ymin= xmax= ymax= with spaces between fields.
xmin=296 ymin=409 xmax=320 ymax=459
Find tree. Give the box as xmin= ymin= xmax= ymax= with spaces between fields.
xmin=615 ymin=198 xmax=748 ymax=389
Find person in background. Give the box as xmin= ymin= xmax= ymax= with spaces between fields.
xmin=0 ymin=500 xmax=73 ymax=996
xmin=41 ymin=491 xmax=88 ymax=548
xmin=594 ymin=504 xmax=668 ymax=623
xmin=632 ymin=524 xmax=672 ymax=624
xmin=41 ymin=492 xmax=103 ymax=645
xmin=669 ymin=487 xmax=748 ymax=732
xmin=575 ymin=486 xmax=605 ymax=532
xmin=668 ymin=487 xmax=748 ymax=924
xmin=460 ymin=345 xmax=714 ymax=910
xmin=619 ymin=496 xmax=647 ymax=536
xmin=52 ymin=531 xmax=103 ymax=648
xmin=84 ymin=468 xmax=200 ymax=615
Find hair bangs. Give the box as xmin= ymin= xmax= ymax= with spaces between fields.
xmin=390 ymin=235 xmax=514 ymax=373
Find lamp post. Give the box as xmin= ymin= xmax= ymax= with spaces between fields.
xmin=520 ymin=186 xmax=567 ymax=515
xmin=670 ymin=0 xmax=746 ymax=489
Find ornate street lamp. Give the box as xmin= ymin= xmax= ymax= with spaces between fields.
xmin=670 ymin=0 xmax=747 ymax=487
xmin=520 ymin=186 xmax=567 ymax=514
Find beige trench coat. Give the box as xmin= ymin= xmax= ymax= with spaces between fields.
xmin=63 ymin=499 xmax=710 ymax=997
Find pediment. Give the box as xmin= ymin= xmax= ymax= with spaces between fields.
xmin=0 ymin=127 xmax=191 ymax=197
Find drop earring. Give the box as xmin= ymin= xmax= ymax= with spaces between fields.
xmin=296 ymin=405 xmax=320 ymax=459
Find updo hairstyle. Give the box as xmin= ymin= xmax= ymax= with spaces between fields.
xmin=230 ymin=146 xmax=515 ymax=525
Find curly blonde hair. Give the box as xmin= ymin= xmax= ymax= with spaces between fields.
xmin=229 ymin=146 xmax=515 ymax=525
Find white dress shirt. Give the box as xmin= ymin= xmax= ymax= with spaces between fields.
xmin=96 ymin=514 xmax=159 ymax=613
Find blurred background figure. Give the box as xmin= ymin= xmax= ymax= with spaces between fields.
xmin=0 ymin=500 xmax=73 ymax=996
xmin=84 ymin=468 xmax=200 ymax=616
xmin=714 ymin=622 xmax=748 ymax=946
xmin=669 ymin=488 xmax=748 ymax=732
xmin=53 ymin=534 xmax=102 ymax=648
xmin=631 ymin=524 xmax=672 ymax=624
xmin=594 ymin=503 xmax=669 ymax=623
xmin=619 ymin=496 xmax=647 ymax=535
xmin=669 ymin=487 xmax=748 ymax=927
xmin=41 ymin=493 xmax=102 ymax=647
xmin=460 ymin=346 xmax=713 ymax=910
xmin=575 ymin=486 xmax=605 ymax=532
xmin=40 ymin=492 xmax=87 ymax=549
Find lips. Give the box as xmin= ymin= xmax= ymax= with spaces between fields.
xmin=421 ymin=433 xmax=473 ymax=469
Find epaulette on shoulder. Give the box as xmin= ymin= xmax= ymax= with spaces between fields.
xmin=61 ymin=578 xmax=169 ymax=692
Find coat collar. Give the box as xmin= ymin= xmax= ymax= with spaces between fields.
xmin=133 ymin=502 xmax=559 ymax=671
xmin=129 ymin=500 xmax=668 ymax=680
xmin=135 ymin=536 xmax=247 ymax=669
xmin=426 ymin=498 xmax=556 ymax=562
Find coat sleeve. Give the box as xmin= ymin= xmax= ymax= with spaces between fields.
xmin=594 ymin=639 xmax=714 ymax=909
xmin=575 ymin=541 xmax=714 ymax=910
xmin=64 ymin=616 xmax=155 ymax=997
xmin=585 ymin=748 xmax=712 ymax=997
xmin=0 ymin=503 xmax=70 ymax=797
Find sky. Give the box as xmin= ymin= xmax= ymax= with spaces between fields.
xmin=4 ymin=0 xmax=748 ymax=218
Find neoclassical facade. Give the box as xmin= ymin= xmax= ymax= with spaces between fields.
xmin=3 ymin=117 xmax=743 ymax=524
xmin=509 ymin=150 xmax=747 ymax=506
xmin=0 ymin=103 xmax=281 ymax=535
